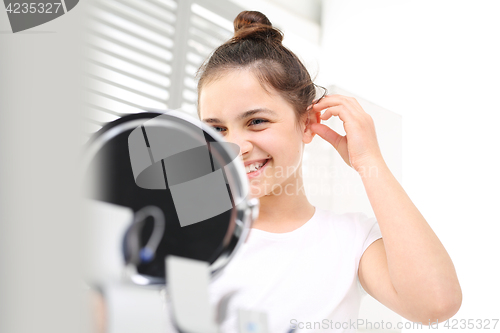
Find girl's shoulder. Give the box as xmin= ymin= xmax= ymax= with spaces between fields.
xmin=314 ymin=208 xmax=381 ymax=243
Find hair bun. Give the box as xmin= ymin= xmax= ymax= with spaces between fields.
xmin=233 ymin=11 xmax=283 ymax=44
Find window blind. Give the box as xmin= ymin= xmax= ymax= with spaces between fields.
xmin=85 ymin=0 xmax=243 ymax=137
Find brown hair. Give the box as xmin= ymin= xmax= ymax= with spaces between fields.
xmin=196 ymin=11 xmax=317 ymax=125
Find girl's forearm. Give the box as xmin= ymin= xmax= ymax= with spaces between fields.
xmin=359 ymin=157 xmax=462 ymax=316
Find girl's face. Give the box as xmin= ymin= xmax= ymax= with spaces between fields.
xmin=199 ymin=69 xmax=313 ymax=198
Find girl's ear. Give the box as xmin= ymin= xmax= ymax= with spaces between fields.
xmin=302 ymin=108 xmax=320 ymax=144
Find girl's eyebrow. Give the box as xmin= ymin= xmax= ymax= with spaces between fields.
xmin=202 ymin=108 xmax=277 ymax=124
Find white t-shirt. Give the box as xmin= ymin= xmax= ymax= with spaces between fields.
xmin=209 ymin=207 xmax=383 ymax=333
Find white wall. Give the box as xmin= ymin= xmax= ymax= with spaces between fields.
xmin=0 ymin=5 xmax=89 ymax=333
xmin=320 ymin=0 xmax=500 ymax=331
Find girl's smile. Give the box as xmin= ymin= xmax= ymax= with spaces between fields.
xmin=245 ymin=158 xmax=271 ymax=178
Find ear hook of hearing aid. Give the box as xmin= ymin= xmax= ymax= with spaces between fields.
xmin=306 ymin=84 xmax=328 ymax=128
xmin=126 ymin=205 xmax=165 ymax=265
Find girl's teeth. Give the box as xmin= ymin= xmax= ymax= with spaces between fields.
xmin=245 ymin=160 xmax=267 ymax=174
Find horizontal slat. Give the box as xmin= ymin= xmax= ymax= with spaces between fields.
xmin=187 ymin=40 xmax=213 ymax=58
xmin=185 ymin=64 xmax=198 ymax=77
xmin=184 ymin=76 xmax=198 ymax=91
xmin=88 ymin=88 xmax=166 ymax=113
xmin=93 ymin=1 xmax=175 ymax=37
xmin=87 ymin=46 xmax=171 ymax=82
xmin=145 ymin=0 xmax=177 ymax=13
xmin=180 ymin=102 xmax=198 ymax=116
xmin=90 ymin=11 xmax=174 ymax=51
xmin=88 ymin=60 xmax=169 ymax=91
xmin=182 ymin=89 xmax=197 ymax=103
xmin=189 ymin=26 xmax=228 ymax=49
xmin=188 ymin=32 xmax=223 ymax=55
xmin=192 ymin=0 xmax=242 ymax=29
xmin=89 ymin=32 xmax=172 ymax=72
xmin=85 ymin=99 xmax=141 ymax=117
xmin=186 ymin=51 xmax=205 ymax=67
xmin=88 ymin=74 xmax=167 ymax=103
xmin=119 ymin=0 xmax=176 ymax=26
xmin=182 ymin=84 xmax=197 ymax=97
xmin=88 ymin=78 xmax=167 ymax=108
xmin=191 ymin=13 xmax=232 ymax=42
xmin=191 ymin=3 xmax=233 ymax=31
xmin=88 ymin=20 xmax=173 ymax=60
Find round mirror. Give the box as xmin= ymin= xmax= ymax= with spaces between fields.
xmin=84 ymin=110 xmax=258 ymax=285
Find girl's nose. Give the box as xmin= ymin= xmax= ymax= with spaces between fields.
xmin=226 ymin=132 xmax=252 ymax=158
xmin=237 ymin=140 xmax=252 ymax=157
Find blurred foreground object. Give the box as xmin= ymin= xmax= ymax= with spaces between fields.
xmin=82 ymin=110 xmax=259 ymax=332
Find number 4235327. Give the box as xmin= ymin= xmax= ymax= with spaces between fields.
xmin=443 ymin=319 xmax=498 ymax=329
xmin=6 ymin=3 xmax=62 ymax=14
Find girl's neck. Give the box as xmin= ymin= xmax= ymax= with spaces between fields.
xmin=250 ymin=173 xmax=315 ymax=233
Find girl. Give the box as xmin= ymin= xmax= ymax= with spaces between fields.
xmin=197 ymin=10 xmax=461 ymax=332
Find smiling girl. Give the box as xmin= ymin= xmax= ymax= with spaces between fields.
xmin=196 ymin=11 xmax=461 ymax=333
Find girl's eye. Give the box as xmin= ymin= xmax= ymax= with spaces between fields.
xmin=249 ymin=119 xmax=269 ymax=126
xmin=212 ymin=126 xmax=226 ymax=133
xmin=211 ymin=119 xmax=268 ymax=134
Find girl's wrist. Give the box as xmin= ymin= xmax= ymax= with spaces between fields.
xmin=353 ymin=154 xmax=387 ymax=178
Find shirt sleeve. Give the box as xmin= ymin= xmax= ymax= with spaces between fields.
xmin=361 ymin=216 xmax=383 ymax=256
xmin=354 ymin=213 xmax=383 ymax=295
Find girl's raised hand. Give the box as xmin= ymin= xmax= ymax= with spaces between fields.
xmin=309 ymin=94 xmax=384 ymax=172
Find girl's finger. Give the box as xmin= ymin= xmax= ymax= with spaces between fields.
xmin=311 ymin=94 xmax=347 ymax=112
xmin=313 ymin=95 xmax=366 ymax=119
xmin=311 ymin=123 xmax=352 ymax=167
xmin=320 ymin=105 xmax=342 ymax=120
xmin=319 ymin=105 xmax=357 ymax=125
xmin=310 ymin=123 xmax=344 ymax=150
